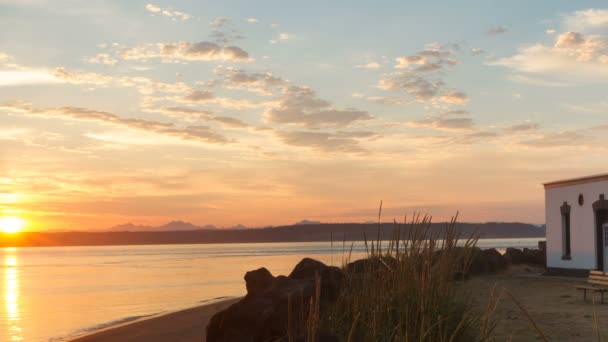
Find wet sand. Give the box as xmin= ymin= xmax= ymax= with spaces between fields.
xmin=67 ymin=298 xmax=239 ymax=342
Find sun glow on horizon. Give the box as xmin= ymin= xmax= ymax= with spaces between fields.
xmin=0 ymin=217 xmax=25 ymax=234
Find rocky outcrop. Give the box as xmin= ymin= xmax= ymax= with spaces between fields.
xmin=207 ymin=245 xmax=546 ymax=341
xmin=504 ymin=247 xmax=526 ymax=264
xmin=206 ymin=258 xmax=341 ymax=342
xmin=504 ymin=246 xmax=546 ymax=266
xmin=470 ymin=248 xmax=507 ymax=275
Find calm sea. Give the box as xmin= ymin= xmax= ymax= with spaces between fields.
xmin=0 ymin=238 xmax=543 ymax=342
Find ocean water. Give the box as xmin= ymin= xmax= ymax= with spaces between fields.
xmin=0 ymin=238 xmax=543 ymax=342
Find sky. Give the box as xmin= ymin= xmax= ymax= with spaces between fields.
xmin=1 ymin=1 xmax=608 ymax=231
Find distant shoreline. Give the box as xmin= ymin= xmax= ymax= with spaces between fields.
xmin=1 ymin=222 xmax=545 ymax=248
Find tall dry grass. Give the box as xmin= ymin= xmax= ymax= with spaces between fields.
xmin=316 ymin=213 xmax=483 ymax=341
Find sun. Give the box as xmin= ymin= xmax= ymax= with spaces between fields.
xmin=0 ymin=217 xmax=25 ymax=234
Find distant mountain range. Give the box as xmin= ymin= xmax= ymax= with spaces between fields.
xmin=108 ymin=221 xmax=217 ymax=232
xmin=1 ymin=221 xmax=545 ymax=247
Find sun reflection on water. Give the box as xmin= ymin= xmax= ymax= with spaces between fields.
xmin=4 ymin=249 xmax=23 ymax=341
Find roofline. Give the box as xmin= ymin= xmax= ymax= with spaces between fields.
xmin=544 ymin=173 xmax=608 ymax=189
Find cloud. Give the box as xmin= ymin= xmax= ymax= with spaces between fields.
xmin=0 ymin=69 xmax=62 ymax=86
xmin=275 ymin=130 xmax=376 ymax=153
xmin=471 ymin=48 xmax=485 ymax=55
xmin=211 ymin=17 xmax=230 ymax=27
xmin=378 ymin=44 xmax=467 ymax=104
xmin=145 ymin=4 xmax=191 ymax=21
xmin=507 ymin=74 xmax=569 ymax=87
xmin=493 ymin=31 xmax=608 ymax=81
xmin=217 ymin=67 xmax=287 ymax=95
xmin=279 ymin=33 xmax=293 ymax=41
xmin=246 ymin=18 xmax=258 ymax=23
xmin=84 ymin=53 xmax=118 ymax=65
xmin=145 ymin=4 xmax=161 ymax=12
xmin=519 ymin=131 xmax=588 ymax=148
xmin=366 ymin=96 xmax=406 ymax=105
xmin=118 ymin=42 xmax=251 ymax=62
xmin=451 ymin=131 xmax=499 ymax=145
xmin=546 ymin=29 xmax=556 ymax=35
xmin=1 ymin=102 xmax=231 ymax=144
xmin=409 ymin=117 xmax=474 ymax=131
xmin=356 ymin=62 xmax=381 ymax=69
xmin=564 ymin=8 xmax=608 ymax=31
xmin=439 ymin=91 xmax=468 ymax=104
xmin=505 ymin=122 xmax=539 ymax=133
xmin=487 ymin=26 xmax=508 ymax=35
xmin=265 ymin=86 xmax=372 ymax=128
xmin=183 ymin=90 xmax=215 ymax=102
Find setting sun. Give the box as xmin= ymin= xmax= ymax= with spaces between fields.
xmin=0 ymin=217 xmax=25 ymax=234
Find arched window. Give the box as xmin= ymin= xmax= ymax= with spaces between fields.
xmin=561 ymin=202 xmax=571 ymax=260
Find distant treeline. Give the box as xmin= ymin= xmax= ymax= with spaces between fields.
xmin=0 ymin=222 xmax=545 ymax=247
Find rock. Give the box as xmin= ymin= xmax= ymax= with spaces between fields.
xmin=504 ymin=247 xmax=525 ymax=264
xmin=522 ymin=248 xmax=546 ymax=266
xmin=469 ymin=248 xmax=507 ymax=275
xmin=244 ymin=267 xmax=275 ymax=296
xmin=345 ymin=256 xmax=397 ymax=274
xmin=207 ymin=258 xmax=344 ymax=342
xmin=538 ymin=241 xmax=546 ymax=252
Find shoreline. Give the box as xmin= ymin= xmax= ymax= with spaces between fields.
xmin=66 ymin=297 xmax=240 ymax=342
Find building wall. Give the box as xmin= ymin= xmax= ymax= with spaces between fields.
xmin=545 ymin=180 xmax=608 ymax=270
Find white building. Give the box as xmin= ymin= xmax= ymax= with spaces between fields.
xmin=545 ymin=174 xmax=608 ymax=274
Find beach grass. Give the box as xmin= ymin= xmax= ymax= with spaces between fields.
xmin=291 ymin=208 xmax=505 ymax=341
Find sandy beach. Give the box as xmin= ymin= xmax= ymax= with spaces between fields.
xmin=67 ymin=298 xmax=240 ymax=342
xmin=65 ymin=265 xmax=608 ymax=342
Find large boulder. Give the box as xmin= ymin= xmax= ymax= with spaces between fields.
xmin=345 ymin=256 xmax=397 ymax=274
xmin=244 ymin=267 xmax=275 ymax=297
xmin=207 ymin=258 xmax=343 ymax=342
xmin=469 ymin=248 xmax=507 ymax=275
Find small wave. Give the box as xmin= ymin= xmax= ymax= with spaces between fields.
xmin=51 ymin=314 xmax=155 ymax=342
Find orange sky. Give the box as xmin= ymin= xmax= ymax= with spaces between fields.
xmin=2 ymin=3 xmax=608 ymax=231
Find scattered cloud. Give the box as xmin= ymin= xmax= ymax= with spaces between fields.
xmin=439 ymin=91 xmax=469 ymax=104
xmin=564 ymin=8 xmax=608 ymax=32
xmin=216 ymin=67 xmax=287 ymax=95
xmin=183 ymin=90 xmax=215 ymax=102
xmin=265 ymin=86 xmax=372 ymax=128
xmin=118 ymin=41 xmax=251 ymax=62
xmin=246 ymin=18 xmax=258 ymax=23
xmin=493 ymin=31 xmax=608 ymax=81
xmin=275 ymin=130 xmax=376 ymax=153
xmin=356 ymin=62 xmax=381 ymax=69
xmin=145 ymin=4 xmax=161 ymax=13
xmin=0 ymin=69 xmax=62 ymax=86
xmin=487 ymin=26 xmax=508 ymax=35
xmin=471 ymin=48 xmax=485 ymax=55
xmin=279 ymin=33 xmax=293 ymax=41
xmin=210 ymin=17 xmax=230 ymax=27
xmin=145 ymin=4 xmax=191 ymax=21
xmin=546 ymin=29 xmax=556 ymax=35
xmin=378 ymin=44 xmax=467 ymax=104
xmin=505 ymin=122 xmax=539 ymax=133
xmin=409 ymin=117 xmax=474 ymax=131
xmin=1 ymin=102 xmax=231 ymax=144
xmin=507 ymin=74 xmax=569 ymax=87
xmin=519 ymin=131 xmax=587 ymax=147
xmin=84 ymin=53 xmax=118 ymax=65
xmin=367 ymin=96 xmax=406 ymax=105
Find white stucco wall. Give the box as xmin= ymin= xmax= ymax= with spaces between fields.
xmin=545 ymin=180 xmax=608 ymax=270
